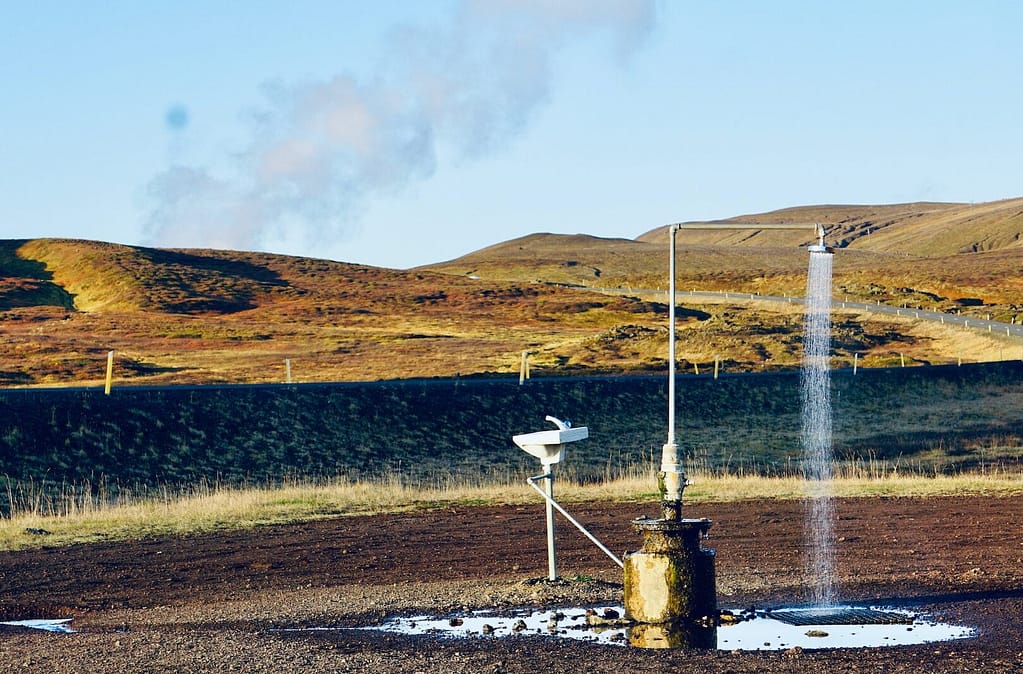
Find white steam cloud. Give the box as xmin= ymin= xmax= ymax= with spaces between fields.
xmin=144 ymin=0 xmax=656 ymax=256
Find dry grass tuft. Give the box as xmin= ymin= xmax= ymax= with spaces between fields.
xmin=3 ymin=469 xmax=1021 ymax=551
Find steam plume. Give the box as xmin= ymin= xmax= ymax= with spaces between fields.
xmin=144 ymin=0 xmax=655 ymax=255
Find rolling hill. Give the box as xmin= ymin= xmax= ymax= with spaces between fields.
xmin=2 ymin=198 xmax=1022 ymax=387
xmin=424 ymin=197 xmax=1023 ymax=307
xmin=636 ymin=198 xmax=1023 ymax=254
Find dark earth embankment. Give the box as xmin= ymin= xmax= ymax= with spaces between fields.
xmin=2 ymin=362 xmax=1022 ymax=511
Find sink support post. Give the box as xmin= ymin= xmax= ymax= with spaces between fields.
xmin=543 ymin=469 xmax=557 ymax=580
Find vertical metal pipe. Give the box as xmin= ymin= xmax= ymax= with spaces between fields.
xmin=668 ymin=225 xmax=677 ymax=446
xmin=660 ymin=225 xmax=682 ymax=520
xmin=545 ymin=470 xmax=557 ymax=580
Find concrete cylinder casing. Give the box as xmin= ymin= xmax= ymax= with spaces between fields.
xmin=627 ymin=620 xmax=717 ymax=650
xmin=623 ymin=518 xmax=716 ymax=625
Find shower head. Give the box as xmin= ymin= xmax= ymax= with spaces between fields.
xmin=808 ymin=224 xmax=834 ymax=253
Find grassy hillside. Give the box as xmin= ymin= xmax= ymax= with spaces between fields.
xmin=1 ymin=239 xmax=677 ymax=386
xmin=633 ymin=197 xmax=1023 ymax=255
xmin=426 ymin=198 xmax=1023 ymax=315
xmin=2 ymin=197 xmax=1022 ymax=386
xmin=0 ymin=240 xmax=75 ymax=311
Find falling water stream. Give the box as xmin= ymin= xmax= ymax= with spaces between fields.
xmin=802 ymin=249 xmax=836 ymax=606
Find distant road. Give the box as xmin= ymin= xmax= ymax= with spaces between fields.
xmin=583 ymin=286 xmax=1023 ymax=339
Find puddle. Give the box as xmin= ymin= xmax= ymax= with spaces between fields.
xmin=0 ymin=619 xmax=75 ymax=633
xmin=357 ymin=605 xmax=975 ymax=651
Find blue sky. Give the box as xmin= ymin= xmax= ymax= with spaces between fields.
xmin=3 ymin=1 xmax=1021 ymax=269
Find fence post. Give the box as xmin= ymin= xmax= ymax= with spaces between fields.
xmin=104 ymin=351 xmax=114 ymax=395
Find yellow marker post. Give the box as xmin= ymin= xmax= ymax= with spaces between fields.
xmin=519 ymin=351 xmax=530 ymax=385
xmin=104 ymin=350 xmax=114 ymax=395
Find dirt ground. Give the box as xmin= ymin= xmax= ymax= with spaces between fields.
xmin=2 ymin=495 xmax=1022 ymax=673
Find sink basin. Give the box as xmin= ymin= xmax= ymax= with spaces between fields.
xmin=513 ymin=426 xmax=588 ymax=466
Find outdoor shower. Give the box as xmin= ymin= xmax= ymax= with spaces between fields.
xmin=623 ymin=222 xmax=830 ymax=639
xmin=365 ymin=222 xmax=976 ymax=651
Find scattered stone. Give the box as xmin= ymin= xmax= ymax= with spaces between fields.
xmin=719 ymin=610 xmax=742 ymax=624
xmin=448 ymin=618 xmax=463 ymax=627
xmin=584 ymin=611 xmax=633 ymax=627
xmin=805 ymin=630 xmax=829 ymax=638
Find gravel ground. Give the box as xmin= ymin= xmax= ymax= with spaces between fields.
xmin=2 ymin=496 xmax=1023 ymax=673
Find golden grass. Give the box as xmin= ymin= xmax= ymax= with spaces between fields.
xmin=3 ymin=470 xmax=1021 ymax=552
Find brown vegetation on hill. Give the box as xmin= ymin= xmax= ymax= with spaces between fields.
xmin=634 ymin=197 xmax=1023 ymax=254
xmin=426 ymin=198 xmax=1023 ymax=314
xmin=2 ymin=198 xmax=1022 ymax=387
xmin=1 ymin=239 xmax=675 ymax=386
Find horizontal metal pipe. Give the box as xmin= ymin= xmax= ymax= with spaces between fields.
xmin=670 ymin=222 xmax=822 ymax=231
xmin=670 ymin=221 xmax=827 ymax=248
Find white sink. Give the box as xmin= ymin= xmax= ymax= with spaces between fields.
xmin=513 ymin=422 xmax=588 ymax=466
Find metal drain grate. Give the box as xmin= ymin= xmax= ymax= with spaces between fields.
xmin=765 ymin=608 xmax=914 ymax=626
